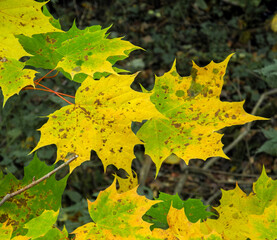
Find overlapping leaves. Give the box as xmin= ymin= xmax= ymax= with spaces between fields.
xmin=1 ymin=0 xmax=140 ymax=105
xmin=0 ymin=0 xmax=62 ymax=106
xmin=71 ymin=168 xmax=276 ymax=240
xmin=0 ymin=154 xmax=68 ymax=239
xmin=137 ymin=55 xmax=267 ymax=174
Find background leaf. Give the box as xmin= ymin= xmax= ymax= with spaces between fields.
xmin=0 ymin=154 xmax=68 ymax=238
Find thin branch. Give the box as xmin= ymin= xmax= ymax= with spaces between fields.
xmin=0 ymin=154 xmax=79 ymax=207
xmin=34 ymin=68 xmax=56 ymax=84
xmin=203 ymin=88 xmax=277 ymax=170
xmin=23 ymin=86 xmax=75 ymax=99
xmin=36 ymin=82 xmax=74 ymax=105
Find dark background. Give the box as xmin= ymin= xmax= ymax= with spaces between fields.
xmin=1 ymin=0 xmax=277 ymax=233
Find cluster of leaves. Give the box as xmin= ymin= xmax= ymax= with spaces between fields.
xmin=0 ymin=0 xmax=276 ymax=239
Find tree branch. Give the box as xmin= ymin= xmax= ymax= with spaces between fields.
xmin=0 ymin=154 xmax=78 ymax=207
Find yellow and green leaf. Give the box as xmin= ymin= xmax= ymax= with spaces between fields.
xmin=72 ymin=179 xmax=160 ymax=240
xmin=137 ymin=55 xmax=267 ymax=174
xmin=0 ymin=154 xmax=68 ymax=238
xmin=32 ymin=74 xmax=164 ymax=174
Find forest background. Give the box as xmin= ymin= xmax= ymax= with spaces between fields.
xmin=0 ymin=0 xmax=277 ymax=232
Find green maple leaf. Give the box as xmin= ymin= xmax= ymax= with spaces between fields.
xmin=137 ymin=54 xmax=267 ymax=174
xmin=0 ymin=154 xmax=68 ymax=238
xmin=32 ymin=74 xmax=163 ymax=174
xmin=143 ymin=192 xmax=214 ymax=230
xmin=18 ymin=23 xmax=140 ymax=83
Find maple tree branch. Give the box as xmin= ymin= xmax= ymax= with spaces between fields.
xmin=0 ymin=154 xmax=78 ymax=207
xmin=23 ymin=86 xmax=75 ymax=99
xmin=34 ymin=68 xmax=56 ymax=84
xmin=203 ymin=88 xmax=277 ymax=170
xmin=36 ymin=82 xmax=74 ymax=105
xmin=23 ymin=69 xmax=75 ymax=104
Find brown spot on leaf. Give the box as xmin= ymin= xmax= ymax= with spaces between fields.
xmin=215 ymin=110 xmax=220 ymax=117
xmin=172 ymin=123 xmax=181 ymax=128
xmin=94 ymin=99 xmax=102 ymax=106
xmin=232 ymin=115 xmax=237 ymax=119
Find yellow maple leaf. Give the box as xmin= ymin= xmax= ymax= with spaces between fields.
xmin=137 ymin=54 xmax=267 ymax=174
xmin=0 ymin=0 xmax=62 ymax=37
xmin=32 ymin=74 xmax=164 ymax=174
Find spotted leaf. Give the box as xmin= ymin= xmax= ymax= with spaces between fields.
xmin=72 ymin=179 xmax=161 ymax=240
xmin=137 ymin=54 xmax=267 ymax=174
xmin=32 ymin=74 xmax=164 ymax=174
xmin=0 ymin=154 xmax=68 ymax=239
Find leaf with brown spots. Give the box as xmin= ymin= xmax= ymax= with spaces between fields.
xmin=205 ymin=167 xmax=277 ymax=239
xmin=72 ymin=179 xmax=161 ymax=240
xmin=17 ymin=22 xmax=136 ymax=83
xmin=0 ymin=0 xmax=62 ymax=37
xmin=0 ymin=58 xmax=36 ymax=106
xmin=55 ymin=26 xmax=141 ymax=80
xmin=32 ymin=74 xmax=164 ymax=174
xmin=0 ymin=31 xmax=35 ymax=107
xmin=0 ymin=0 xmax=62 ymax=106
xmin=0 ymin=154 xmax=68 ymax=239
xmin=137 ymin=54 xmax=267 ymax=174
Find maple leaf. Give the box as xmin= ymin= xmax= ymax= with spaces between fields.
xmin=0 ymin=59 xmax=36 ymax=106
xmin=0 ymin=33 xmax=35 ymax=106
xmin=18 ymin=23 xmax=140 ymax=83
xmin=0 ymin=0 xmax=62 ymax=106
xmin=72 ymin=179 xmax=161 ymax=240
xmin=0 ymin=154 xmax=68 ymax=238
xmin=32 ymin=74 xmax=164 ymax=174
xmin=56 ymin=27 xmax=141 ymax=80
xmin=0 ymin=0 xmax=61 ymax=37
xmin=205 ymin=167 xmax=277 ymax=239
xmin=137 ymin=54 xmax=267 ymax=174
